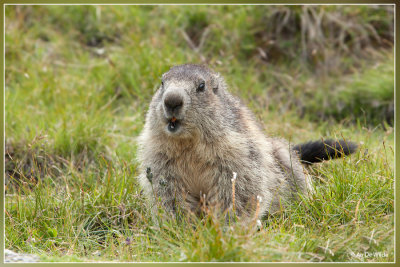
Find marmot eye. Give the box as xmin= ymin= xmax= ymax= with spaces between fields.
xmin=197 ymin=81 xmax=205 ymax=92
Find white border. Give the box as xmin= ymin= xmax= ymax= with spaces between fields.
xmin=2 ymin=3 xmax=396 ymax=264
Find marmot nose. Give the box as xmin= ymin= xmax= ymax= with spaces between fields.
xmin=164 ymin=93 xmax=183 ymax=115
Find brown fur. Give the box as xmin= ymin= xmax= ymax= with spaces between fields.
xmin=137 ymin=64 xmax=311 ymax=221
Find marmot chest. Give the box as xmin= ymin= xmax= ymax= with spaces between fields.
xmin=173 ymin=152 xmax=216 ymax=199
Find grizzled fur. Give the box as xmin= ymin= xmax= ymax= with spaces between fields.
xmin=137 ymin=64 xmax=354 ymax=221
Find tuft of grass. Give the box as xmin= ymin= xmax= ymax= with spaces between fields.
xmin=304 ymin=50 xmax=394 ymax=126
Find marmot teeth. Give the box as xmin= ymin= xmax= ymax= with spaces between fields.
xmin=167 ymin=119 xmax=179 ymax=132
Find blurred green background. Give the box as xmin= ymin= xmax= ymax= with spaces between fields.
xmin=5 ymin=5 xmax=394 ymax=262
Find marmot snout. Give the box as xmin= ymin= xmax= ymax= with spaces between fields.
xmin=137 ymin=64 xmax=357 ymax=221
xmin=163 ymin=91 xmax=184 ymax=132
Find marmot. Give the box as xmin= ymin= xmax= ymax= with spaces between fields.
xmin=137 ymin=64 xmax=357 ymax=221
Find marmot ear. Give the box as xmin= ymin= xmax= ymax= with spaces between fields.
xmin=211 ymin=72 xmax=221 ymax=94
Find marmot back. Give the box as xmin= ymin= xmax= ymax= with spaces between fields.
xmin=137 ymin=64 xmax=357 ymax=221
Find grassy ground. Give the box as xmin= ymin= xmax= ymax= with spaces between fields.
xmin=5 ymin=5 xmax=394 ymax=262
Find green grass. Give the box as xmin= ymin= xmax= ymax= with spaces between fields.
xmin=5 ymin=5 xmax=394 ymax=262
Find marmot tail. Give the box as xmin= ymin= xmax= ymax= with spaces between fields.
xmin=293 ymin=139 xmax=358 ymax=164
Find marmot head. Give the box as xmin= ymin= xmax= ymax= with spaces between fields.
xmin=148 ymin=64 xmax=228 ymax=139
